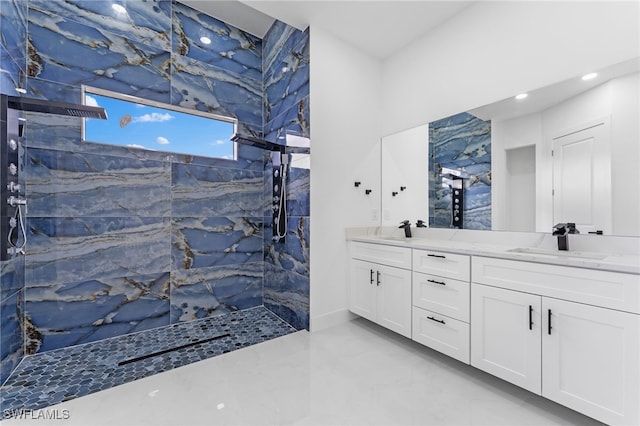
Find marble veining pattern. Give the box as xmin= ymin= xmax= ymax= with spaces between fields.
xmin=1 ymin=291 xmax=23 ymax=386
xmin=172 ymin=1 xmax=262 ymax=81
xmin=26 ymin=147 xmax=171 ymax=217
xmin=0 ymin=0 xmax=27 ymax=71
xmin=261 ymin=21 xmax=310 ymax=331
xmin=24 ymin=272 xmax=170 ymax=353
xmin=264 ymin=31 xmax=310 ymax=124
xmin=28 ymin=0 xmax=172 ymax=51
xmin=1 ymin=307 xmax=296 ymax=418
xmin=429 ymin=112 xmax=491 ymax=230
xmin=172 ymin=162 xmax=265 ymax=217
xmin=0 ymin=45 xmax=25 ymax=96
xmin=172 ymin=216 xmax=263 ymax=270
xmin=25 ymin=217 xmax=170 ymax=286
xmin=170 ymin=262 xmax=263 ymax=323
xmin=170 ymin=53 xmax=262 ymax=127
xmin=27 ymin=7 xmax=171 ymax=103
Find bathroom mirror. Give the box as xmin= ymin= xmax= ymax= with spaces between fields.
xmin=380 ymin=57 xmax=640 ymax=237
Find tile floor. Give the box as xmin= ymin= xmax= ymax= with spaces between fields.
xmin=2 ymin=317 xmax=603 ymax=425
xmin=1 ymin=307 xmax=296 ymax=418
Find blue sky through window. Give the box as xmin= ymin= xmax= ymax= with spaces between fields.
xmin=83 ymin=91 xmax=236 ymax=160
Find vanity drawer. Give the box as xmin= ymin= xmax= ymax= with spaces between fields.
xmin=413 ymin=272 xmax=470 ymax=322
xmin=350 ymin=242 xmax=412 ymax=269
xmin=412 ymin=306 xmax=470 ymax=364
xmin=472 ymin=256 xmax=640 ymax=314
xmin=413 ymin=249 xmax=470 ymax=281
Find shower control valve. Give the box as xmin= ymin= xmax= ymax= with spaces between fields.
xmin=8 ymin=163 xmax=18 ymax=176
xmin=8 ymin=139 xmax=18 ymax=151
xmin=7 ymin=182 xmax=21 ymax=193
xmin=7 ymin=196 xmax=26 ymax=207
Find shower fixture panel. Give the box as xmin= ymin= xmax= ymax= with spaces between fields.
xmin=232 ymin=134 xmax=300 ymax=243
xmin=1 ymin=96 xmax=24 ymax=260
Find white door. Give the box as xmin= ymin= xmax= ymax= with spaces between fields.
xmin=542 ymin=298 xmax=640 ymax=426
xmin=349 ymin=259 xmax=377 ymax=323
xmin=552 ymin=120 xmax=611 ymax=234
xmin=376 ymin=264 xmax=412 ymax=338
xmin=471 ymin=284 xmax=542 ymax=394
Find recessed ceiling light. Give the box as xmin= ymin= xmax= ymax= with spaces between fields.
xmin=200 ymin=36 xmax=211 ymax=45
xmin=582 ymin=72 xmax=598 ymax=81
xmin=515 ymin=93 xmax=528 ymax=100
xmin=112 ymin=4 xmax=127 ymax=14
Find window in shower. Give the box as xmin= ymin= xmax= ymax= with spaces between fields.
xmin=82 ymin=87 xmax=237 ymax=160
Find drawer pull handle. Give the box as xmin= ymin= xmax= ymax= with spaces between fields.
xmin=548 ymin=309 xmax=552 ymax=335
xmin=529 ymin=305 xmax=533 ymax=330
xmin=370 ymin=269 xmax=374 ymax=284
xmin=427 ymin=254 xmax=446 ymax=259
xmin=376 ymin=271 xmax=381 ymax=286
xmin=427 ymin=279 xmax=446 ymax=286
xmin=427 ymin=316 xmax=445 ymax=325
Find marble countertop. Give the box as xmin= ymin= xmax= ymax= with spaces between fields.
xmin=347 ymin=228 xmax=640 ymax=275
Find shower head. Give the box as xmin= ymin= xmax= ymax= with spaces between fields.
xmin=7 ymin=95 xmax=107 ymax=119
xmin=231 ymin=134 xmax=285 ymax=152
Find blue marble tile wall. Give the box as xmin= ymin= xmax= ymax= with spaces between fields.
xmin=0 ymin=0 xmax=28 ymax=386
xmin=429 ymin=112 xmax=491 ymax=230
xmin=0 ymin=0 xmax=310 ymax=373
xmin=262 ymin=22 xmax=310 ymax=330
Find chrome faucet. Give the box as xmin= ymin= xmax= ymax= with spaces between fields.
xmin=552 ymin=223 xmax=579 ymax=251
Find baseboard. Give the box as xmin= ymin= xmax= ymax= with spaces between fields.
xmin=309 ymin=309 xmax=356 ymax=332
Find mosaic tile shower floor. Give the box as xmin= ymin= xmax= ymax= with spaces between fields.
xmin=1 ymin=307 xmax=296 ymax=417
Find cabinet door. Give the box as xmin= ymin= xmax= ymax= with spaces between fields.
xmin=542 ymin=298 xmax=640 ymax=426
xmin=350 ymin=259 xmax=377 ymax=323
xmin=471 ymin=284 xmax=542 ymax=394
xmin=376 ymin=263 xmax=412 ymax=338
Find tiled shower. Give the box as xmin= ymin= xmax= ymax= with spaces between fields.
xmin=0 ymin=0 xmax=310 ymax=409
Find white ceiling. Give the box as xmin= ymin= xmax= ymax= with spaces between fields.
xmin=179 ymin=1 xmax=474 ymax=60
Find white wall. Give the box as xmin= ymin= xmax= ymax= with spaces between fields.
xmin=309 ymin=1 xmax=639 ymax=331
xmin=382 ymin=1 xmax=640 ymax=135
xmin=309 ymin=27 xmax=383 ymax=331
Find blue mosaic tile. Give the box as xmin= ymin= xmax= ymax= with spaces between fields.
xmin=171 ymin=162 xmax=265 ymax=217
xmin=1 ymin=307 xmax=295 ymax=418
xmin=1 ymin=290 xmax=23 ymax=386
xmin=27 ymin=7 xmax=171 ymax=103
xmin=28 ymin=0 xmax=172 ymax=51
xmin=24 ymin=272 xmax=170 ymax=353
xmin=172 ymin=1 xmax=262 ymax=81
xmin=25 ymin=217 xmax=170 ymax=286
xmin=172 ymin=216 xmax=263 ymax=270
xmin=170 ymin=263 xmax=263 ymax=323
xmin=26 ymin=147 xmax=171 ymax=218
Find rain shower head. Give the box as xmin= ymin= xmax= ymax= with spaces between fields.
xmin=231 ymin=134 xmax=285 ymax=152
xmin=7 ymin=95 xmax=107 ymax=119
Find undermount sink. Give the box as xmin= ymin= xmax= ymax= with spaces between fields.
xmin=508 ymin=247 xmax=608 ymax=260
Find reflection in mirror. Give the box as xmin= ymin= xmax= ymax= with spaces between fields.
xmin=381 ymin=125 xmax=428 ymax=226
xmin=380 ymin=57 xmax=639 ymax=236
xmin=428 ymin=113 xmax=491 ymax=230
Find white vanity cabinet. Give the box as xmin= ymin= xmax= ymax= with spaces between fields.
xmin=349 ymin=242 xmax=412 ymax=338
xmin=471 ymin=256 xmax=640 ymax=426
xmin=411 ymin=249 xmax=471 ymax=363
